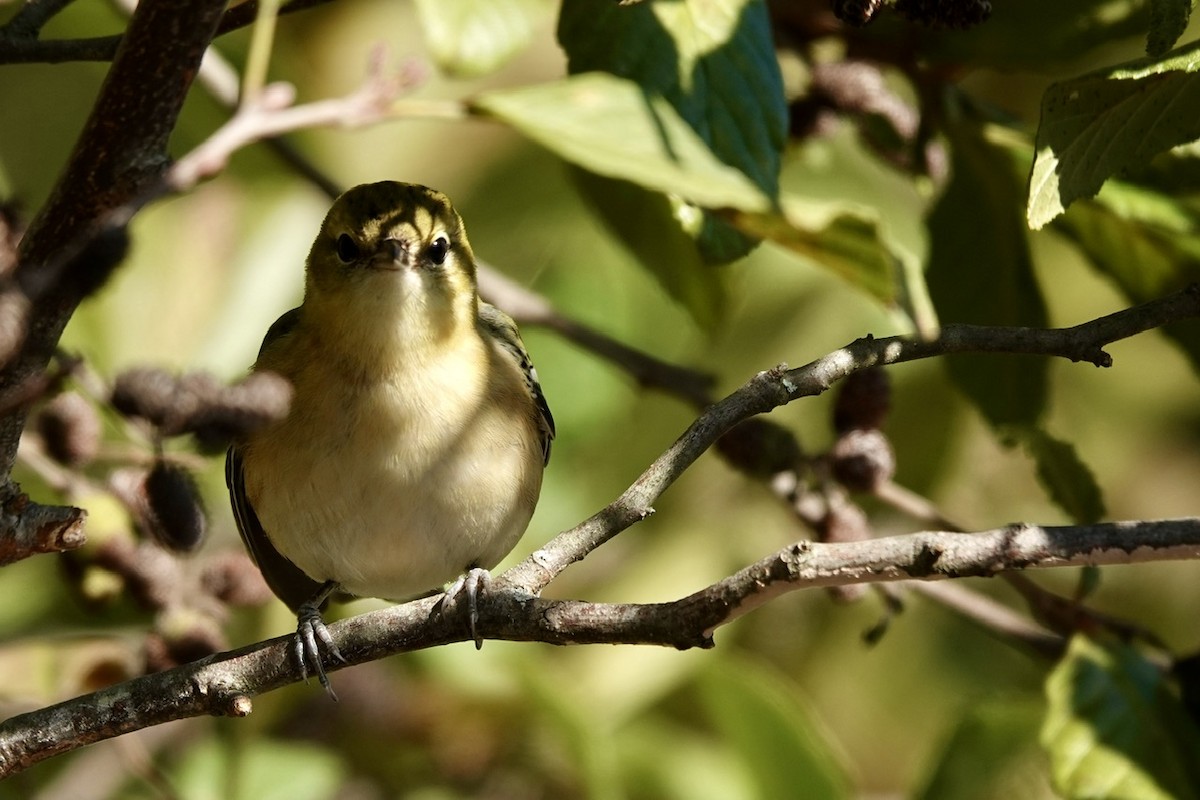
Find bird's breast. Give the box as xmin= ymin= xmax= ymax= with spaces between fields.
xmin=241 ymin=333 xmax=544 ymax=600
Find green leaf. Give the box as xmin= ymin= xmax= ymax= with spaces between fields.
xmin=1147 ymin=0 xmax=1195 ymax=57
xmin=570 ymin=169 xmax=727 ymax=328
xmin=731 ymin=196 xmax=900 ymax=306
xmin=557 ymin=0 xmax=784 ymax=196
xmin=473 ymin=73 xmax=770 ymax=214
xmin=557 ymin=0 xmax=785 ymax=267
xmin=172 ymin=738 xmax=344 ymax=800
xmin=412 ymin=0 xmax=542 ymax=78
xmin=697 ymin=659 xmax=852 ymax=800
xmin=1028 ymin=41 xmax=1200 ymax=229
xmin=1042 ymin=635 xmax=1200 ymax=800
xmin=1012 ymin=426 xmax=1106 ymax=524
xmin=914 ymin=698 xmax=1051 ymax=800
xmin=928 ymin=119 xmax=1048 ymax=428
xmin=1052 ymin=180 xmax=1200 ymax=371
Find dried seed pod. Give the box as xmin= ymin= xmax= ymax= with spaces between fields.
xmin=830 ymin=428 xmax=896 ymax=491
xmin=895 ymin=0 xmax=991 ymax=28
xmin=36 ymin=391 xmax=101 ymax=468
xmin=153 ymin=606 xmax=227 ymax=669
xmin=143 ymin=459 xmax=207 ymax=553
xmin=832 ymin=0 xmax=885 ymax=26
xmin=833 ymin=367 xmax=891 ymax=433
xmin=716 ymin=418 xmax=804 ymax=478
xmin=185 ymin=371 xmax=293 ymax=452
xmin=200 ymin=550 xmax=274 ymax=607
xmin=111 ymin=367 xmax=179 ymax=427
xmin=71 ymin=224 xmax=130 ymax=301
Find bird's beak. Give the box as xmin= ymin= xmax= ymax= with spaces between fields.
xmin=371 ymin=238 xmax=407 ymax=270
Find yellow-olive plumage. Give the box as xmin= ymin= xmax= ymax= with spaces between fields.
xmin=226 ymin=182 xmax=553 ymax=689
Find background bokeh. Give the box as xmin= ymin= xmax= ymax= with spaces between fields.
xmin=1 ymin=1 xmax=1199 ymax=797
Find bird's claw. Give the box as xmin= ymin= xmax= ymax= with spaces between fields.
xmin=295 ymin=600 xmax=346 ymax=700
xmin=440 ymin=567 xmax=491 ymax=649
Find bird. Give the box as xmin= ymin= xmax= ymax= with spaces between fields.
xmin=226 ymin=181 xmax=554 ymax=693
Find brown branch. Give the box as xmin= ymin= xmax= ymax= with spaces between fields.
xmin=1 ymin=0 xmax=228 ymax=482
xmin=0 ymin=0 xmax=78 ymax=39
xmin=476 ymin=267 xmax=717 ymax=404
xmin=0 ymin=0 xmax=337 ymax=65
xmin=905 ymin=581 xmax=1066 ymax=658
xmin=502 ymin=284 xmax=1200 ymax=593
xmin=2 ymin=516 xmax=1197 ymax=775
xmin=0 ymin=484 xmax=85 ymax=565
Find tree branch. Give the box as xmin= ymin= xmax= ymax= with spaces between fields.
xmin=502 ymin=284 xmax=1200 ymax=592
xmin=0 ymin=0 xmax=336 ymax=65
xmin=476 ymin=267 xmax=716 ymax=404
xmin=2 ymin=516 xmax=1197 ymax=776
xmin=2 ymin=288 xmax=1197 ymax=772
xmin=0 ymin=0 xmax=78 ymax=39
xmin=0 ymin=483 xmax=85 ymax=566
xmin=2 ymin=0 xmax=228 ymax=479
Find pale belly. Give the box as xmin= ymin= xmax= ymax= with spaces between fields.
xmin=242 ymin=375 xmax=543 ymax=601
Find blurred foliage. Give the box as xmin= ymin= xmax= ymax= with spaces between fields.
xmin=1042 ymin=635 xmax=1200 ymax=800
xmin=2 ymin=0 xmax=1200 ymax=798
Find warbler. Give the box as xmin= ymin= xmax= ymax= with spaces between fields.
xmin=226 ymin=182 xmax=554 ymax=691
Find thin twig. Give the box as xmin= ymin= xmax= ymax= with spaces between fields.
xmin=1 ymin=515 xmax=1197 ymax=776
xmin=168 ymin=52 xmax=432 ymax=190
xmin=502 ymin=284 xmax=1200 ymax=592
xmin=476 ymin=267 xmax=717 ymax=403
xmin=904 ymin=581 xmax=1065 ymax=658
xmin=0 ymin=0 xmax=337 ymax=65
xmin=0 ymin=0 xmax=78 ymax=38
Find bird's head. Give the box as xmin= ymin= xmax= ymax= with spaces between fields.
xmin=304 ymin=182 xmax=479 ymax=344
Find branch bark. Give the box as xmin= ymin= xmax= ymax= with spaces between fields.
xmin=2 ymin=289 xmax=1199 ymax=773
xmin=0 ymin=0 xmax=335 ymax=65
xmin=502 ymin=284 xmax=1200 ymax=593
xmin=2 ymin=0 xmax=228 ymax=477
xmin=2 ymin=516 xmax=1197 ymax=776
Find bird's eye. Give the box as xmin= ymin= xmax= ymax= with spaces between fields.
xmin=427 ymin=236 xmax=450 ymax=266
xmin=336 ymin=233 xmax=360 ymax=264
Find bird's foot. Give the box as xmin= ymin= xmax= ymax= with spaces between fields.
xmin=439 ymin=567 xmax=491 ymax=649
xmin=295 ymin=595 xmax=346 ymax=699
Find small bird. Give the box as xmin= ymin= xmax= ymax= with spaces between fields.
xmin=226 ymin=182 xmax=554 ymax=692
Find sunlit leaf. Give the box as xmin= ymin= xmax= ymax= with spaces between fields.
xmin=412 ymin=0 xmax=543 ymax=78
xmin=928 ymin=118 xmax=1048 ymax=428
xmin=555 ymin=0 xmax=785 ymax=320
xmin=731 ymin=197 xmax=900 ymax=306
xmin=558 ymin=0 xmax=784 ymax=198
xmin=1042 ymin=635 xmax=1200 ymax=800
xmin=1028 ymin=41 xmax=1200 ymax=229
xmin=473 ymin=73 xmax=770 ymax=215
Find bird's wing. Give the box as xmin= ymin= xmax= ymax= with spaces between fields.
xmin=478 ymin=302 xmax=555 ymax=465
xmin=225 ymin=307 xmax=321 ymax=612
